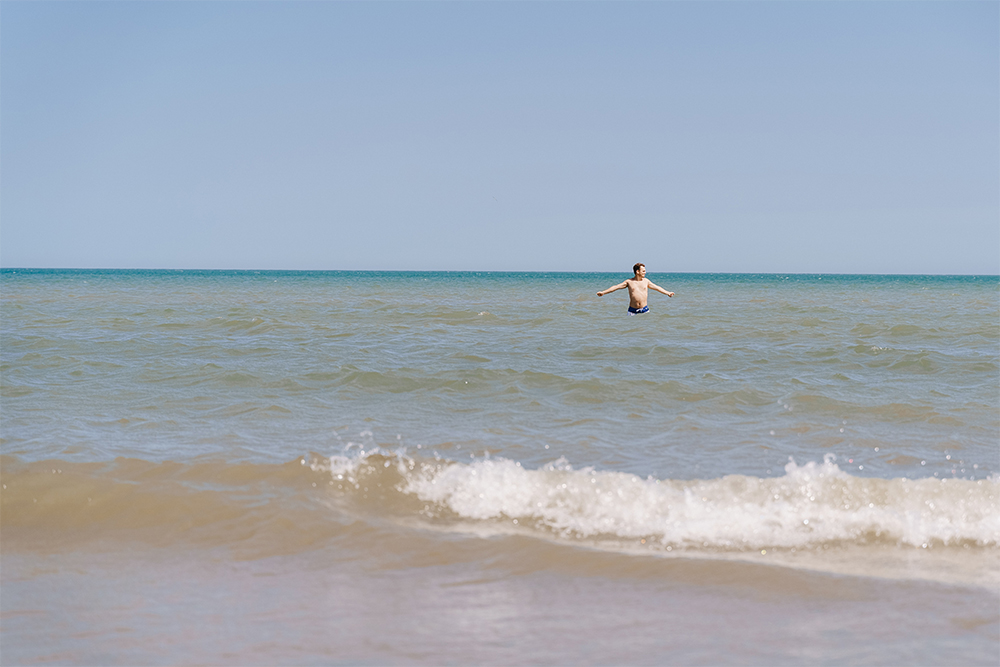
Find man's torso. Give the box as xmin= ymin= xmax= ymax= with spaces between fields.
xmin=625 ymin=278 xmax=649 ymax=308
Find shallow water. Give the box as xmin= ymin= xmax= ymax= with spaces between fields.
xmin=2 ymin=269 xmax=998 ymax=664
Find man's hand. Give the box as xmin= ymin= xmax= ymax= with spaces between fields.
xmin=667 ymin=291 xmax=674 ymax=297
xmin=597 ymin=291 xmax=604 ymax=297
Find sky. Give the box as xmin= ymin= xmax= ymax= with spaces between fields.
xmin=1 ymin=1 xmax=997 ymax=274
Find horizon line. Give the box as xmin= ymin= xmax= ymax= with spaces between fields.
xmin=2 ymin=267 xmax=998 ymax=278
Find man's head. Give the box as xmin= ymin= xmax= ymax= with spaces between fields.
xmin=633 ymin=262 xmax=645 ymax=277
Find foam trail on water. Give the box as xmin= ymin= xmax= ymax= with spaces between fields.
xmin=326 ymin=452 xmax=1000 ymax=551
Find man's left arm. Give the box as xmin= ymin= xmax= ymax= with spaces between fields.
xmin=648 ymin=282 xmax=674 ymax=297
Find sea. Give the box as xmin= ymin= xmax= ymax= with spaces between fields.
xmin=1 ymin=268 xmax=997 ymax=665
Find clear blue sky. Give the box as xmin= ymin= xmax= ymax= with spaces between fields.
xmin=2 ymin=1 xmax=997 ymax=273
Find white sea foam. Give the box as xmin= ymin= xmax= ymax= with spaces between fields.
xmin=327 ymin=452 xmax=1000 ymax=551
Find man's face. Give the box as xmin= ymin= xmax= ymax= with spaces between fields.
xmin=636 ymin=266 xmax=646 ymax=278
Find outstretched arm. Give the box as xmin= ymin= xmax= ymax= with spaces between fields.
xmin=597 ymin=281 xmax=628 ymax=297
xmin=648 ymin=282 xmax=674 ymax=297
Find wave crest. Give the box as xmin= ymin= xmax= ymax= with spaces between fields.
xmin=321 ymin=451 xmax=1000 ymax=552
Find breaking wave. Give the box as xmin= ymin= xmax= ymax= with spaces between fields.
xmin=4 ymin=450 xmax=996 ymax=579
xmin=323 ymin=450 xmax=999 ymax=552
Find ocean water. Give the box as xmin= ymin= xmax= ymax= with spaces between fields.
xmin=1 ymin=269 xmax=997 ymax=665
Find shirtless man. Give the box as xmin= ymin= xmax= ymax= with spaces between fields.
xmin=597 ymin=263 xmax=674 ymax=314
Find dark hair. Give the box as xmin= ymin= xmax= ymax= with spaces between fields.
xmin=633 ymin=263 xmax=645 ymax=274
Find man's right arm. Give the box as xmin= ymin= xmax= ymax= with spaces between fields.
xmin=597 ymin=281 xmax=627 ymax=297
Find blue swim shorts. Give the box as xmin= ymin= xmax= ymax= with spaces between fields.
xmin=627 ymin=306 xmax=649 ymax=315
